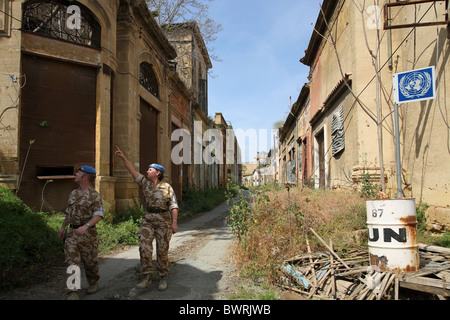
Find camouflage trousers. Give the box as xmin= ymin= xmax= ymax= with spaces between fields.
xmin=139 ymin=211 xmax=173 ymax=277
xmin=64 ymin=228 xmax=100 ymax=287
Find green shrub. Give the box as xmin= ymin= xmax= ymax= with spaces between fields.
xmin=226 ymin=181 xmax=252 ymax=241
xmin=0 ymin=186 xmax=64 ymax=290
xmin=416 ymin=202 xmax=429 ymax=233
xmin=97 ymin=218 xmax=140 ymax=255
xmin=436 ymin=231 xmax=450 ymax=248
xmin=360 ymin=172 xmax=379 ymax=199
xmin=110 ymin=197 xmax=144 ymax=224
xmin=179 ymin=187 xmax=226 ymax=218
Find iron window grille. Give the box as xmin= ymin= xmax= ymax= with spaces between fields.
xmin=140 ymin=62 xmax=160 ymax=99
xmin=22 ymin=0 xmax=101 ymax=48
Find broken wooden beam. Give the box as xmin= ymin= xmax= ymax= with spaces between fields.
xmin=419 ymin=243 xmax=450 ymax=256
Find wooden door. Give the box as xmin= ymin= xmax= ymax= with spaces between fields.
xmin=19 ymin=54 xmax=97 ymax=211
xmin=317 ymin=131 xmax=325 ymax=189
xmin=171 ymin=123 xmax=182 ymax=200
xmin=139 ymin=99 xmax=158 ymax=174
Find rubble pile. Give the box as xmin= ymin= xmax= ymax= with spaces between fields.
xmin=280 ymin=239 xmax=450 ymax=300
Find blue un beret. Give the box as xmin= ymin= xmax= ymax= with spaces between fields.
xmin=79 ymin=165 xmax=96 ymax=175
xmin=149 ymin=163 xmax=165 ymax=173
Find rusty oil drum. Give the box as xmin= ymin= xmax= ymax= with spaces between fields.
xmin=366 ymin=198 xmax=420 ymax=272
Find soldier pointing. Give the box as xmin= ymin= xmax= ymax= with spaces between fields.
xmin=115 ymin=145 xmax=179 ymax=291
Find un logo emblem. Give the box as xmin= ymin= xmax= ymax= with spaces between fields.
xmin=399 ymin=71 xmax=432 ymax=99
xmin=394 ymin=66 xmax=435 ymax=104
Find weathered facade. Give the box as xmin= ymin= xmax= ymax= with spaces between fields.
xmin=164 ymin=22 xmax=213 ymax=190
xmin=279 ymin=85 xmax=312 ymax=187
xmin=280 ymin=0 xmax=449 ymax=230
xmin=114 ymin=0 xmax=177 ymax=211
xmin=169 ymin=66 xmax=191 ymax=199
xmin=0 ymin=0 xmax=230 ymax=213
xmin=1 ymin=0 xmax=125 ymax=211
xmin=214 ymin=112 xmax=242 ymax=186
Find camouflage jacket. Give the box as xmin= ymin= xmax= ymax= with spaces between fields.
xmin=65 ymin=187 xmax=103 ymax=226
xmin=134 ymin=173 xmax=179 ymax=212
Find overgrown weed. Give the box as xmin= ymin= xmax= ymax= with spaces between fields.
xmin=227 ymin=184 xmax=367 ymax=284
xmin=227 ymin=182 xmax=449 ymax=286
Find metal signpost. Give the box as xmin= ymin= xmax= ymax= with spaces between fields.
xmin=392 ymin=66 xmax=436 ymax=198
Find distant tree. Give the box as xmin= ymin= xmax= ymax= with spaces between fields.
xmin=146 ymin=0 xmax=223 ymax=62
xmin=273 ymin=120 xmax=284 ymax=130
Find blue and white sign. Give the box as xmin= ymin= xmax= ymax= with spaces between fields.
xmin=393 ymin=66 xmax=436 ymax=104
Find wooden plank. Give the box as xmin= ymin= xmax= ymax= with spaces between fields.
xmin=317 ymin=269 xmax=332 ymax=289
xmin=309 ymin=228 xmax=351 ymax=269
xmin=357 ymin=285 xmax=371 ymax=300
xmin=366 ymin=272 xmax=386 ymax=300
xmin=281 ymin=285 xmax=329 ymax=300
xmin=330 ymin=240 xmax=336 ymax=299
xmin=400 ymin=275 xmax=450 ymax=296
xmin=399 ymin=280 xmax=449 ymax=297
xmin=411 ymin=264 xmax=450 ymax=277
xmin=285 ymin=252 xmax=324 ymax=261
xmin=401 ymin=275 xmax=450 ymax=289
xmin=348 ymin=283 xmax=365 ymax=299
xmin=335 ymin=267 xmax=367 ymax=277
xmin=436 ymin=271 xmax=450 ymax=281
xmin=37 ymin=175 xmax=75 ymax=180
xmin=395 ymin=275 xmax=399 ymax=300
xmin=376 ymin=273 xmax=395 ymax=300
xmin=419 ymin=244 xmax=450 ymax=255
xmin=306 ymin=237 xmax=318 ymax=287
xmin=323 ymin=279 xmax=333 ymax=297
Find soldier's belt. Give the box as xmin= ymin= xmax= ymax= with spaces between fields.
xmin=69 ymin=224 xmax=83 ymax=229
xmin=145 ymin=208 xmax=167 ymax=213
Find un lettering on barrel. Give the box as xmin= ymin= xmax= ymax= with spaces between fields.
xmin=366 ymin=199 xmax=419 ymax=272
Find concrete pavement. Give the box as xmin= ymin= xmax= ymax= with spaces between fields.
xmin=83 ymin=201 xmax=233 ymax=300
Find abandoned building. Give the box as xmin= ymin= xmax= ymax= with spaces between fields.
xmin=278 ymin=0 xmax=449 ymax=231
xmin=0 ymin=0 xmax=239 ymax=213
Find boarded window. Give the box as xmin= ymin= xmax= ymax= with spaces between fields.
xmin=22 ymin=0 xmax=101 ymax=48
xmin=331 ymin=106 xmax=345 ymax=156
xmin=298 ymin=144 xmax=302 ymax=174
xmin=199 ymin=78 xmax=207 ymax=114
xmin=140 ymin=62 xmax=159 ymax=99
xmin=0 ymin=0 xmax=10 ymax=36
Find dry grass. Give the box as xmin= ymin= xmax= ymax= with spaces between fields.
xmin=232 ymin=186 xmax=367 ymax=283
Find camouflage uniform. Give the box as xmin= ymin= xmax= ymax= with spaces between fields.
xmin=134 ymin=173 xmax=178 ymax=277
xmin=64 ymin=187 xmax=103 ymax=287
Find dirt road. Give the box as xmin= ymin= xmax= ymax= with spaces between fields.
xmin=2 ymin=201 xmax=244 ymax=300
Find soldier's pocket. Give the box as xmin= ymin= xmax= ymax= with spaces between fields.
xmin=162 ymin=211 xmax=171 ymax=223
xmin=67 ymin=198 xmax=76 ymax=210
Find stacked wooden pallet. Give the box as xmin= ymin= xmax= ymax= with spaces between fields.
xmin=280 ymin=234 xmax=450 ymax=300
xmin=398 ymin=244 xmax=450 ymax=299
xmin=281 ymin=248 xmax=399 ymax=299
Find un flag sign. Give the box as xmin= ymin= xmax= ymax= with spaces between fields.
xmin=393 ymin=66 xmax=435 ymax=104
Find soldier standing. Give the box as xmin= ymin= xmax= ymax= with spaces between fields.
xmin=114 ymin=146 xmax=179 ymax=291
xmin=58 ymin=165 xmax=104 ymax=300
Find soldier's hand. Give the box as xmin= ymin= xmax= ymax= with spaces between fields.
xmin=115 ymin=145 xmax=124 ymax=158
xmin=172 ymin=221 xmax=178 ymax=234
xmin=75 ymin=225 xmax=88 ymax=236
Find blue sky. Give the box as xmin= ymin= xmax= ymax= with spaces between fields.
xmin=207 ymin=0 xmax=323 ymax=162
